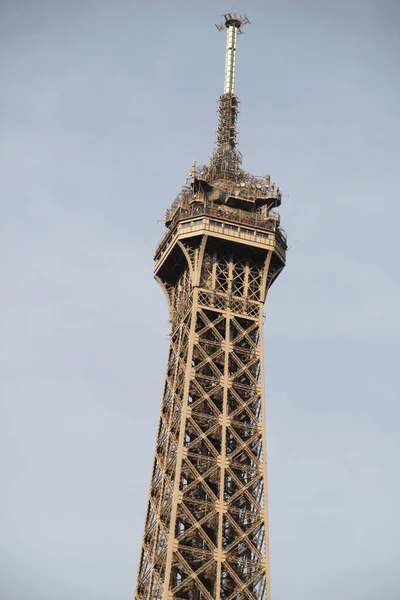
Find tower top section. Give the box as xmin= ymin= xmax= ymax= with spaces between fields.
xmin=216 ymin=13 xmax=250 ymax=96
xmin=162 ymin=13 xmax=285 ymax=244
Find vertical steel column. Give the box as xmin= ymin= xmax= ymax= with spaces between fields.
xmin=224 ymin=25 xmax=237 ymax=95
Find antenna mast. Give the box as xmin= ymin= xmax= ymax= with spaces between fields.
xmin=212 ymin=13 xmax=250 ymax=180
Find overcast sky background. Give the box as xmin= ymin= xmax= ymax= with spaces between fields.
xmin=1 ymin=1 xmax=399 ymax=599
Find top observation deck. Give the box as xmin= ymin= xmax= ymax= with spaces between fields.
xmin=166 ymin=163 xmax=282 ymax=226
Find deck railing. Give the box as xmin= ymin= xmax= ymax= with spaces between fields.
xmin=155 ymin=204 xmax=287 ymax=258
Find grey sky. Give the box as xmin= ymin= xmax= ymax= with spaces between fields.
xmin=0 ymin=1 xmax=399 ymax=599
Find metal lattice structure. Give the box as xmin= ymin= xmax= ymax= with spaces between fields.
xmin=135 ymin=13 xmax=287 ymax=600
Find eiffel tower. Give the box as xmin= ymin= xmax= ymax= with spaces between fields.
xmin=135 ymin=13 xmax=287 ymax=600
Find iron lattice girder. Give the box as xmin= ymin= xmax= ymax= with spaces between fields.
xmin=135 ymin=224 xmax=285 ymax=600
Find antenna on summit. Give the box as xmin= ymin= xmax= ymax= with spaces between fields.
xmin=211 ymin=13 xmax=249 ymax=179
xmin=216 ymin=13 xmax=250 ymax=95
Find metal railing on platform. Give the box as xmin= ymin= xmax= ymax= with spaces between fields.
xmin=155 ymin=204 xmax=287 ymax=258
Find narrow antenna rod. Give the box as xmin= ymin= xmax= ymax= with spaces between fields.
xmin=216 ymin=13 xmax=249 ymax=95
xmin=213 ymin=13 xmax=250 ymax=180
xmin=224 ymin=20 xmax=237 ymax=94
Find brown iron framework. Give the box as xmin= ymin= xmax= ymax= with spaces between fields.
xmin=135 ymin=13 xmax=287 ymax=600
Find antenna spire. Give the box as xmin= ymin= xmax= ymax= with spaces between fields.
xmin=212 ymin=13 xmax=250 ymax=180
xmin=216 ymin=13 xmax=249 ymax=95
